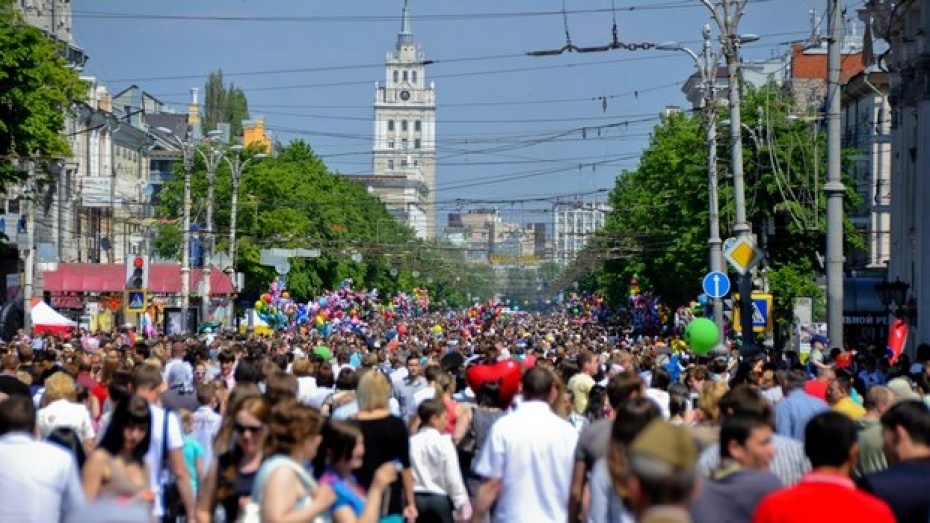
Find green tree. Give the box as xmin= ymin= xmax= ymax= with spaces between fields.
xmin=595 ymin=83 xmax=862 ymax=333
xmin=203 ymin=70 xmax=250 ymax=138
xmin=0 ymin=2 xmax=85 ymax=186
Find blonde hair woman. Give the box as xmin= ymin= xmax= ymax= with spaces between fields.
xmin=38 ymin=371 xmax=96 ymax=454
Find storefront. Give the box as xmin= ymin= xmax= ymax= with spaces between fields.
xmin=844 ymin=277 xmax=890 ymax=348
xmin=42 ymin=263 xmax=235 ymax=334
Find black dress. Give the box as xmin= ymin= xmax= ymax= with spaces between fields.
xmin=355 ymin=415 xmax=411 ymax=516
xmin=215 ymin=450 xmax=258 ymax=522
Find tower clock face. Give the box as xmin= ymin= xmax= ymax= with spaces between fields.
xmin=400 ymin=90 xmax=411 ymax=101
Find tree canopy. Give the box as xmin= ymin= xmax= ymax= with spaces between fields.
xmin=154 ymin=140 xmax=494 ymax=307
xmin=203 ymin=70 xmax=250 ymax=139
xmin=590 ymin=83 xmax=863 ymax=337
xmin=0 ymin=2 xmax=85 ymax=186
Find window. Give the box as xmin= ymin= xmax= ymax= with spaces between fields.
xmin=393 ymin=70 xmax=399 ymax=83
xmin=413 ymin=159 xmax=419 ymax=166
xmin=388 ymin=160 xmax=394 ymax=169
xmin=401 ymin=139 xmax=408 ymax=149
xmin=414 ymin=139 xmax=421 ymax=149
xmin=388 ymin=140 xmax=395 ymax=149
xmin=387 ymin=120 xmax=395 ymax=131
xmin=412 ymin=71 xmax=418 ymax=83
xmin=401 ymin=159 xmax=408 ymax=167
xmin=414 ymin=120 xmax=422 ymax=132
xmin=403 ymin=71 xmax=409 ymax=81
xmin=401 ymin=120 xmax=408 ymax=132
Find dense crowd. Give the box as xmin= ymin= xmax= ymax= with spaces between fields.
xmin=0 ymin=312 xmax=929 ymax=523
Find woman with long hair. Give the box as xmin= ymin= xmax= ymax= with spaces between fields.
xmin=81 ymin=395 xmax=153 ymax=503
xmin=588 ymin=397 xmax=662 ymax=523
xmin=254 ymin=399 xmax=334 ymax=522
xmin=313 ymin=420 xmax=399 ymax=523
xmin=196 ymin=395 xmax=270 ymax=523
xmin=354 ymin=370 xmax=418 ymax=522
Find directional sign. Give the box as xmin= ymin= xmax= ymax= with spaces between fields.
xmin=125 ymin=290 xmax=147 ymax=313
xmin=724 ymin=236 xmax=764 ymax=275
xmin=702 ymin=271 xmax=731 ymax=299
xmin=732 ymin=292 xmax=774 ymax=333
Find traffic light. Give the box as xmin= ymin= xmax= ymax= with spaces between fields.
xmin=125 ymin=254 xmax=150 ymax=290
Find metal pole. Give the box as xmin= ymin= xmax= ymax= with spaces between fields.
xmin=701 ymin=25 xmax=725 ymax=344
xmin=201 ymin=147 xmax=223 ymax=327
xmin=23 ymin=166 xmax=35 ymax=334
xmin=180 ymin=130 xmax=193 ymax=334
xmin=707 ymin=0 xmax=757 ymax=355
xmin=825 ymin=0 xmax=845 ymax=349
xmin=226 ymin=161 xmax=240 ymax=332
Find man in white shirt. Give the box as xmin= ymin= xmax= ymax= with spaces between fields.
xmin=191 ymin=382 xmax=221 ymax=470
xmin=473 ymin=367 xmax=579 ymax=523
xmin=0 ymin=395 xmax=85 ymax=523
xmin=130 ymin=363 xmax=196 ymax=522
xmin=162 ymin=342 xmax=193 ymax=392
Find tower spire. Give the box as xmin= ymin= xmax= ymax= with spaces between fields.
xmin=398 ymin=0 xmax=413 ymax=46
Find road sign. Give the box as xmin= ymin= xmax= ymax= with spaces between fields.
xmin=723 ymin=237 xmax=764 ymax=275
xmin=125 ymin=290 xmax=147 ymax=313
xmin=733 ymin=292 xmax=774 ymax=333
xmin=702 ymin=271 xmax=731 ymax=299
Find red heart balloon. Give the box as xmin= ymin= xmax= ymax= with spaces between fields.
xmin=466 ymin=359 xmax=523 ymax=408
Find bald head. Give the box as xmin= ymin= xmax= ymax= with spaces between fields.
xmin=865 ymin=386 xmax=896 ymax=415
xmin=171 ymin=342 xmax=186 ymax=358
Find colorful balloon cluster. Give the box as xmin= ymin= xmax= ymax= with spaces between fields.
xmin=562 ymin=293 xmax=609 ymax=323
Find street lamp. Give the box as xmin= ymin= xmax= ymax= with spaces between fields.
xmin=198 ymin=141 xmax=227 ymax=326
xmin=156 ymin=126 xmax=222 ymax=334
xmin=223 ymin=145 xmax=266 ymax=331
xmin=700 ymin=0 xmax=760 ymax=355
xmin=657 ymin=24 xmax=726 ymax=345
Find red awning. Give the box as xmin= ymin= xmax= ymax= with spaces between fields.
xmin=42 ymin=263 xmax=235 ymax=295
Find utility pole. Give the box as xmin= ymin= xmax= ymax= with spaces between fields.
xmin=199 ymin=144 xmax=226 ymax=328
xmin=22 ymin=162 xmax=35 ymax=334
xmin=658 ymin=25 xmax=724 ymax=344
xmin=702 ymin=0 xmax=758 ymax=355
xmin=825 ymin=0 xmax=845 ymax=349
xmin=224 ymin=146 xmax=265 ymax=331
xmin=180 ymin=126 xmax=194 ymax=335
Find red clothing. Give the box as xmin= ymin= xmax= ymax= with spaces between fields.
xmin=443 ymin=396 xmax=457 ymax=434
xmin=752 ymin=472 xmax=895 ymax=523
xmin=804 ymin=379 xmax=828 ymax=401
xmin=90 ymin=382 xmax=108 ymax=410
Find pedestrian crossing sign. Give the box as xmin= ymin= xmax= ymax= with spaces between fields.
xmin=125 ymin=290 xmax=147 ymax=313
xmin=732 ymin=292 xmax=774 ymax=333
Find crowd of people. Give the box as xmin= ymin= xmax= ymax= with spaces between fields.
xmin=0 ymin=311 xmax=929 ymax=523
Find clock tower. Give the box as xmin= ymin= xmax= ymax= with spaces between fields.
xmin=372 ymin=0 xmax=436 ymax=239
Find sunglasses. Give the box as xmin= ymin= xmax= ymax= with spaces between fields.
xmin=234 ymin=422 xmax=264 ymax=435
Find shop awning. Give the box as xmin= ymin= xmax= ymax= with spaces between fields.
xmin=42 ymin=263 xmax=235 ymax=295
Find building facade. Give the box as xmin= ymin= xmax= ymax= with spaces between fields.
xmin=842 ymin=69 xmax=891 ymax=269
xmin=551 ymin=201 xmax=610 ymax=266
xmin=865 ymin=0 xmax=930 ymax=351
xmin=371 ymin=2 xmax=436 ymax=239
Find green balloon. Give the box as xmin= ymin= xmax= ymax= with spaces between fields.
xmin=684 ymin=318 xmax=718 ymax=355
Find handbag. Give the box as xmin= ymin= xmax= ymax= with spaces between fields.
xmin=238 ymin=456 xmax=326 ymax=523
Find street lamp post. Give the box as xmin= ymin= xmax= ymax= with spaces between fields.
xmin=825 ymin=0 xmax=846 ymax=349
xmin=658 ymin=24 xmax=725 ymax=345
xmin=198 ymin=143 xmax=227 ymax=327
xmin=701 ymin=0 xmax=759 ymax=355
xmin=157 ymin=126 xmax=222 ymax=334
xmin=223 ymin=146 xmax=265 ymax=331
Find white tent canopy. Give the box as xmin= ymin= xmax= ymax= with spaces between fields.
xmin=31 ymin=300 xmax=77 ymax=327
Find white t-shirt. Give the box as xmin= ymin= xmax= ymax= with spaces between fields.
xmin=296 ymin=376 xmax=317 ymax=405
xmin=146 ymin=404 xmax=184 ymax=517
xmin=37 ymin=399 xmax=95 ymax=443
xmin=473 ymin=401 xmax=578 ymax=523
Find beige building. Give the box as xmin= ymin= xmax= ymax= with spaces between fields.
xmin=446 ymin=209 xmax=539 ymax=265
xmin=371 ymin=2 xmax=436 ymax=239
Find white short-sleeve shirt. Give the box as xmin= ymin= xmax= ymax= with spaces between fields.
xmin=473 ymin=400 xmax=578 ymax=523
xmin=146 ymin=404 xmax=185 ymax=517
xmin=37 ymin=399 xmax=95 ymax=443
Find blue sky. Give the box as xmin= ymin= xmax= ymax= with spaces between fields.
xmin=73 ymin=0 xmax=837 ymax=229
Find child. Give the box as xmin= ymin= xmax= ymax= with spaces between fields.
xmin=177 ymin=408 xmax=205 ymax=498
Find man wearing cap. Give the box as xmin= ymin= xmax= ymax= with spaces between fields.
xmin=752 ymin=412 xmax=894 ymax=523
xmin=472 ymin=367 xmax=578 ymax=523
xmin=806 ymin=336 xmax=829 ymax=376
xmin=857 ymin=401 xmax=930 ymax=522
xmin=625 ymin=419 xmax=698 ymax=523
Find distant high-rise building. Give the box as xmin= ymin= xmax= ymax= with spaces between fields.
xmin=552 ymin=201 xmax=611 ymax=266
xmin=370 ymin=0 xmax=436 ymax=239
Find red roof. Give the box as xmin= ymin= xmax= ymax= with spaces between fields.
xmin=42 ymin=263 xmax=235 ymax=295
